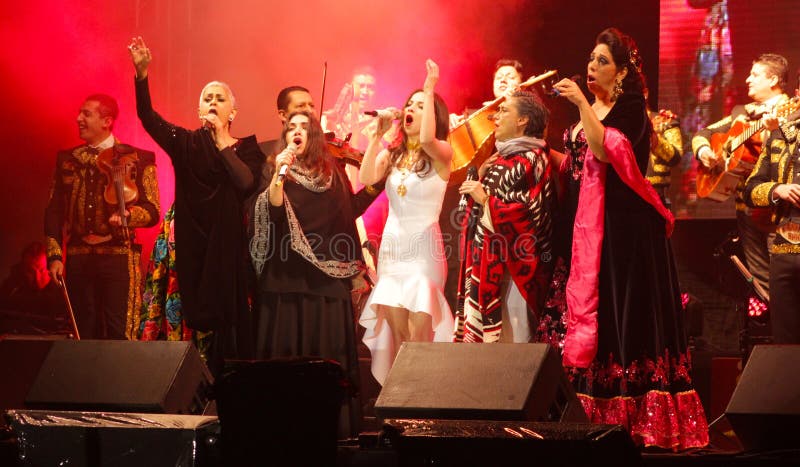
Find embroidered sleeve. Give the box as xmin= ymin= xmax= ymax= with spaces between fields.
xmin=46 ymin=236 xmax=63 ymax=263
xmin=128 ymin=163 xmax=160 ymax=228
xmin=652 ymin=126 xmax=682 ymax=166
xmin=744 ymin=136 xmax=783 ymax=208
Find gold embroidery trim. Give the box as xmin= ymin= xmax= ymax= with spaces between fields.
xmin=67 ymin=245 xmax=131 ymax=255
xmin=142 ymin=165 xmax=161 ymax=215
xmin=647 ymin=175 xmax=671 ymax=185
xmin=46 ymin=237 xmax=63 ymax=259
xmin=125 ymin=248 xmax=142 ymax=340
xmin=364 ymin=184 xmax=379 ymax=196
xmin=749 ymin=182 xmax=775 ymax=207
xmin=771 ymin=242 xmax=800 ymax=254
xmin=652 ymin=128 xmax=681 ymax=164
xmin=128 ymin=206 xmax=152 ymax=228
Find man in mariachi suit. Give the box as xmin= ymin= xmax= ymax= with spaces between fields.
xmin=692 ymin=53 xmax=790 ymax=295
xmin=744 ymin=110 xmax=800 ymax=344
xmin=647 ymin=108 xmax=683 ymax=209
xmin=45 ymin=93 xmax=160 ymax=339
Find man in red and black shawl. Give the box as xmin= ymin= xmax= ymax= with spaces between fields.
xmin=455 ymin=90 xmax=555 ymax=343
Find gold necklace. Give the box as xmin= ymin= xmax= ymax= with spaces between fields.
xmin=396 ymin=152 xmax=417 ymax=197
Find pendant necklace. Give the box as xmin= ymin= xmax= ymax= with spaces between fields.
xmin=397 ymin=141 xmax=420 ymax=197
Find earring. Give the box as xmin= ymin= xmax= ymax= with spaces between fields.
xmin=612 ymin=78 xmax=624 ymax=101
xmin=228 ymin=116 xmax=234 ymax=122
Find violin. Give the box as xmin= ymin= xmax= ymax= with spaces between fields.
xmin=447 ymin=70 xmax=559 ymax=179
xmin=97 ymin=144 xmax=139 ymax=239
xmin=325 ymin=132 xmax=364 ymax=167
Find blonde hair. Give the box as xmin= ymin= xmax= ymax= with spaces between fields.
xmin=198 ymin=80 xmax=237 ymax=109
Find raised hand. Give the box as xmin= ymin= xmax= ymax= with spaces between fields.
xmin=553 ymin=77 xmax=586 ymax=107
xmin=128 ymin=36 xmax=152 ymax=79
xmin=424 ymin=59 xmax=439 ymax=93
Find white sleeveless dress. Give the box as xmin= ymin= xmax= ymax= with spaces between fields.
xmin=360 ymin=165 xmax=454 ymax=385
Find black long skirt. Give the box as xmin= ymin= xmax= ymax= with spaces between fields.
xmin=578 ymin=206 xmax=689 ymax=397
xmin=255 ymin=291 xmax=361 ymax=439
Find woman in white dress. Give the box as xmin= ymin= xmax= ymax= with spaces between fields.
xmin=359 ymin=59 xmax=454 ymax=385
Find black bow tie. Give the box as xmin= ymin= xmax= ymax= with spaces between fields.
xmin=85 ymin=146 xmax=100 ymax=155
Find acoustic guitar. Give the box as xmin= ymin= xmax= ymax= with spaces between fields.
xmin=697 ymin=97 xmax=800 ymax=201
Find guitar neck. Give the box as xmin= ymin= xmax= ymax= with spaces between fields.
xmin=732 ymin=120 xmax=763 ymax=150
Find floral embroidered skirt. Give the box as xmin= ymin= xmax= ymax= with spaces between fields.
xmin=138 ymin=205 xmax=212 ymax=361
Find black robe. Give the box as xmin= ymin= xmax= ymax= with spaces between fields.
xmin=135 ymin=78 xmax=263 ymax=343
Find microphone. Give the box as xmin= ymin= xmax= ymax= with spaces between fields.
xmin=363 ymin=108 xmax=402 ymax=120
xmin=275 ymin=139 xmax=300 ymax=186
xmin=549 ymin=74 xmax=582 ymax=97
xmin=458 ymin=166 xmax=479 ymax=213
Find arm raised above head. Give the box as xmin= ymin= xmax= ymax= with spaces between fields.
xmin=420 ymin=59 xmax=453 ymax=171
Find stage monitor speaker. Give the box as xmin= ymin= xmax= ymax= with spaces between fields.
xmin=725 ymin=344 xmax=800 ymax=451
xmin=25 ymin=340 xmax=212 ymax=414
xmin=375 ymin=342 xmax=587 ymax=422
xmin=382 ymin=419 xmax=642 ymax=467
xmin=0 ymin=335 xmax=70 ymax=426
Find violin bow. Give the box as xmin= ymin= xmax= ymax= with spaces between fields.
xmin=319 ymin=61 xmax=328 ymax=119
xmin=57 ymin=276 xmax=81 ymax=340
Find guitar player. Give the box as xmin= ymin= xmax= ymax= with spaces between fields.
xmin=692 ymin=53 xmax=790 ymax=296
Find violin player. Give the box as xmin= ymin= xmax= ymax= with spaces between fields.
xmin=322 ymin=66 xmax=377 ymax=152
xmin=44 ymin=93 xmax=160 ymax=339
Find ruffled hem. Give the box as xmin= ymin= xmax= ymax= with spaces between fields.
xmin=577 ymin=389 xmax=709 ymax=451
xmin=359 ymin=276 xmax=453 ymax=330
xmin=359 ymin=274 xmax=454 ymax=385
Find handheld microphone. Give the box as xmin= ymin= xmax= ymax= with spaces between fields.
xmin=458 ymin=166 xmax=479 ymax=213
xmin=549 ymin=74 xmax=582 ymax=97
xmin=275 ymin=140 xmax=300 ymax=186
xmin=363 ymin=108 xmax=402 ymax=120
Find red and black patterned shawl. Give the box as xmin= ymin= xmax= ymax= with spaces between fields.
xmin=454 ymin=142 xmax=554 ymax=343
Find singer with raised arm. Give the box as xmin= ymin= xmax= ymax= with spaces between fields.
xmin=358 ymin=59 xmax=454 ymax=386
xmin=129 ymin=37 xmax=264 ymax=374
xmin=250 ymin=110 xmax=381 ymax=439
xmin=550 ymin=28 xmax=708 ymax=450
xmin=452 ymin=90 xmax=555 ymax=344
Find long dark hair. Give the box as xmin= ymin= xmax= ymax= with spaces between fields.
xmin=273 ymin=111 xmax=332 ymax=179
xmin=386 ymin=89 xmax=449 ymax=176
xmin=596 ymin=27 xmax=646 ymax=96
